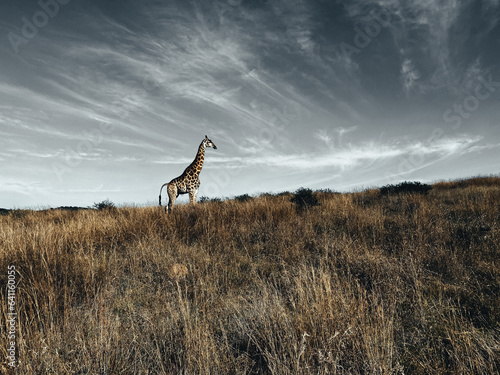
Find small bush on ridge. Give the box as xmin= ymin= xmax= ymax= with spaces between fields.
xmin=380 ymin=181 xmax=432 ymax=196
xmin=235 ymin=194 xmax=253 ymax=202
xmin=290 ymin=187 xmax=320 ymax=210
xmin=93 ymin=199 xmax=116 ymax=210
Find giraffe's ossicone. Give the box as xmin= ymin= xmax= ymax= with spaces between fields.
xmin=159 ymin=135 xmax=217 ymax=212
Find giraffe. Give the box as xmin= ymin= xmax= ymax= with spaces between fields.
xmin=159 ymin=135 xmax=217 ymax=212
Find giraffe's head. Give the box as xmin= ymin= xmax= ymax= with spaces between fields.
xmin=204 ymin=135 xmax=217 ymax=150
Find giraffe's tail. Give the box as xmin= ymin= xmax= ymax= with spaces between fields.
xmin=159 ymin=183 xmax=168 ymax=206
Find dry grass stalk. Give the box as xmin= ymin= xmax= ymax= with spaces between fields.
xmin=0 ymin=177 xmax=499 ymax=374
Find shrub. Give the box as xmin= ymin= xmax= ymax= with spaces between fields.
xmin=93 ymin=199 xmax=115 ymax=210
xmin=53 ymin=206 xmax=89 ymax=212
xmin=315 ymin=188 xmax=338 ymax=194
xmin=199 ymin=196 xmax=222 ymax=203
xmin=199 ymin=196 xmax=210 ymax=203
xmin=380 ymin=181 xmax=432 ymax=196
xmin=290 ymin=187 xmax=320 ymax=210
xmin=276 ymin=191 xmax=292 ymax=196
xmin=235 ymin=194 xmax=253 ymax=202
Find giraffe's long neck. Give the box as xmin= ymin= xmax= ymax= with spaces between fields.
xmin=186 ymin=141 xmax=205 ymax=176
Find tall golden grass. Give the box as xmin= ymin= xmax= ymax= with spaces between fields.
xmin=1 ymin=177 xmax=499 ymax=374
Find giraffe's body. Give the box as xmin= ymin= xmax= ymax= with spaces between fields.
xmin=159 ymin=135 xmax=217 ymax=211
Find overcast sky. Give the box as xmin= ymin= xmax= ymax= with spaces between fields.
xmin=1 ymin=0 xmax=499 ymax=208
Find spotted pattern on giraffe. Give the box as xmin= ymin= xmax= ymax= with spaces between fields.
xmin=159 ymin=135 xmax=217 ymax=212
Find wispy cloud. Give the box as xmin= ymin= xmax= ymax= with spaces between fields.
xmin=401 ymin=59 xmax=420 ymax=96
xmin=197 ymin=134 xmax=487 ymax=172
xmin=345 ymin=0 xmax=498 ymax=96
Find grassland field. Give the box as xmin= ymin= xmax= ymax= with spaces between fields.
xmin=1 ymin=177 xmax=499 ymax=374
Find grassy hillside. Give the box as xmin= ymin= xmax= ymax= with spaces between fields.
xmin=1 ymin=177 xmax=499 ymax=374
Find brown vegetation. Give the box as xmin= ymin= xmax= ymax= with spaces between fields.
xmin=1 ymin=177 xmax=499 ymax=374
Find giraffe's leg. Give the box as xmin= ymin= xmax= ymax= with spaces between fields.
xmin=167 ymin=185 xmax=177 ymax=212
xmin=189 ymin=189 xmax=198 ymax=205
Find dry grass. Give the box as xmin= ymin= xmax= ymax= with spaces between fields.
xmin=1 ymin=177 xmax=499 ymax=374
